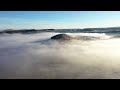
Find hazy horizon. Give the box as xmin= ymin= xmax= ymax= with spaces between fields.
xmin=1 ymin=26 xmax=120 ymax=31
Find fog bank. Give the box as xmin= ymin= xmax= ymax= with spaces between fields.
xmin=0 ymin=33 xmax=120 ymax=79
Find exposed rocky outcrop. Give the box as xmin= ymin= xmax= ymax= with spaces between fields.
xmin=51 ymin=34 xmax=72 ymax=40
xmin=50 ymin=34 xmax=106 ymax=41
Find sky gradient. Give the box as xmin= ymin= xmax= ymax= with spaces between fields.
xmin=0 ymin=11 xmax=120 ymax=30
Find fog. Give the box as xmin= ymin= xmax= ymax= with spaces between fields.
xmin=0 ymin=32 xmax=120 ymax=79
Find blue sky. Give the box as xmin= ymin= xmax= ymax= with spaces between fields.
xmin=0 ymin=11 xmax=120 ymax=30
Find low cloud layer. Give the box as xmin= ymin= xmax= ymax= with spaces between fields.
xmin=0 ymin=33 xmax=120 ymax=79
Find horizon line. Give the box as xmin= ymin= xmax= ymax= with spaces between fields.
xmin=1 ymin=26 xmax=120 ymax=31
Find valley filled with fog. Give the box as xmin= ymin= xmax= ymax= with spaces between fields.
xmin=0 ymin=32 xmax=120 ymax=79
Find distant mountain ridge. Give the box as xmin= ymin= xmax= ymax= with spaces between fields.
xmin=1 ymin=27 xmax=120 ymax=34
